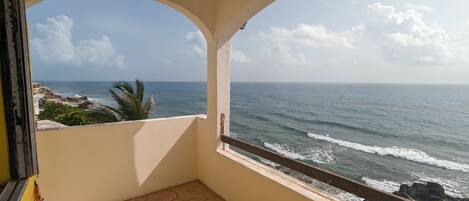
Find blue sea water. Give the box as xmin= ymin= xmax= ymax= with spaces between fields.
xmin=39 ymin=81 xmax=469 ymax=198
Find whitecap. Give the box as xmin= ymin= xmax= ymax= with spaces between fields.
xmin=263 ymin=142 xmax=335 ymax=164
xmin=307 ymin=132 xmax=469 ymax=172
xmin=264 ymin=143 xmax=307 ymax=160
xmin=308 ymin=148 xmax=335 ymax=164
xmin=361 ymin=177 xmax=401 ymax=193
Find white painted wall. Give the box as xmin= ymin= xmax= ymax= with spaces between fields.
xmin=36 ymin=116 xmax=200 ymax=201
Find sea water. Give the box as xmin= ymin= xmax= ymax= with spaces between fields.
xmin=39 ymin=81 xmax=469 ymax=198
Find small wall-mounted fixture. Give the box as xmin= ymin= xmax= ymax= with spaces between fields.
xmin=240 ymin=22 xmax=247 ymax=30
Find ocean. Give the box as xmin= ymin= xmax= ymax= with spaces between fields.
xmin=39 ymin=81 xmax=469 ymax=199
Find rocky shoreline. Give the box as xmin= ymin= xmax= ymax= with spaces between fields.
xmin=33 ymin=83 xmax=96 ymax=112
xmin=393 ymin=182 xmax=469 ymax=201
xmin=261 ymin=158 xmax=467 ymax=201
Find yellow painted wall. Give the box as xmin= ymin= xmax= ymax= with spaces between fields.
xmin=20 ymin=176 xmax=37 ymax=201
xmin=0 ymin=76 xmax=10 ymax=186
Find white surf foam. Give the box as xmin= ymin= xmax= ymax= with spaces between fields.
xmin=57 ymin=92 xmax=104 ymax=102
xmin=263 ymin=142 xmax=334 ymax=164
xmin=335 ymin=192 xmax=364 ymax=201
xmin=307 ymin=132 xmax=469 ymax=172
xmin=362 ymin=174 xmax=469 ymax=198
xmin=412 ymin=172 xmax=468 ymax=198
xmin=264 ymin=143 xmax=307 ymax=160
xmin=308 ymin=148 xmax=335 ymax=164
xmin=361 ymin=177 xmax=401 ymax=193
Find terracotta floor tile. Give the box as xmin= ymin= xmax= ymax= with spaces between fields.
xmin=127 ymin=180 xmax=224 ymax=201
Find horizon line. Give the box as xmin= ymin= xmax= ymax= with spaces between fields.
xmin=33 ymin=80 xmax=469 ymax=85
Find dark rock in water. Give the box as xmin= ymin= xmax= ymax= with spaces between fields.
xmin=78 ymin=100 xmax=93 ymax=109
xmin=393 ymin=182 xmax=469 ymax=201
xmin=78 ymin=96 xmax=88 ymax=101
xmin=64 ymin=96 xmax=88 ymax=103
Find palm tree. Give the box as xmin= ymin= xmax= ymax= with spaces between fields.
xmin=94 ymin=80 xmax=155 ymax=121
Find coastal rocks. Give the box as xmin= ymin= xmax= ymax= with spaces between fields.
xmin=64 ymin=96 xmax=88 ymax=102
xmin=393 ymin=182 xmax=469 ymax=201
xmin=77 ymin=100 xmax=94 ymax=109
xmin=33 ymin=83 xmax=97 ymax=110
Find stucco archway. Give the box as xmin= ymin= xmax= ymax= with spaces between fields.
xmin=156 ymin=0 xmax=276 ymax=150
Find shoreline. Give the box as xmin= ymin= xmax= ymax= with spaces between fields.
xmin=33 ymin=82 xmax=99 ymax=112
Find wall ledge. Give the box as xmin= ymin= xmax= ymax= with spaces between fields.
xmin=36 ymin=114 xmax=206 ymax=132
xmin=217 ymin=149 xmax=339 ymax=201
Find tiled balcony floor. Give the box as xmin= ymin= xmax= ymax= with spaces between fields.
xmin=127 ymin=180 xmax=224 ymax=201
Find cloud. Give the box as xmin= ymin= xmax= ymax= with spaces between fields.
xmin=185 ymin=30 xmax=251 ymax=63
xmin=246 ymin=2 xmax=469 ymax=68
xmin=31 ymin=15 xmax=125 ymax=69
xmin=251 ymin=23 xmax=363 ymax=66
xmin=253 ymin=24 xmax=361 ymax=49
xmin=185 ymin=30 xmax=207 ymax=58
xmin=405 ymin=3 xmax=435 ymax=13
xmin=366 ymin=2 xmax=464 ymax=66
xmin=231 ymin=49 xmax=251 ymax=63
xmin=266 ymin=44 xmax=308 ymax=66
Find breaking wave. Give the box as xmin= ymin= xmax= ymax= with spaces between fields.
xmin=361 ymin=173 xmax=468 ymax=198
xmin=264 ymin=143 xmax=307 ymax=160
xmin=268 ymin=113 xmax=400 ymax=138
xmin=307 ymin=133 xmax=469 ymax=172
xmin=73 ymin=94 xmax=102 ymax=102
xmin=412 ymin=172 xmax=469 ymax=198
xmin=263 ymin=142 xmax=334 ymax=164
xmin=361 ymin=177 xmax=401 ymax=193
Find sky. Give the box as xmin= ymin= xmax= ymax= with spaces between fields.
xmin=27 ymin=0 xmax=469 ymax=83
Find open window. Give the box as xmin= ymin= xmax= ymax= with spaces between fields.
xmin=0 ymin=0 xmax=39 ymax=200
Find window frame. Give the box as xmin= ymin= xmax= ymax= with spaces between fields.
xmin=0 ymin=0 xmax=39 ymax=200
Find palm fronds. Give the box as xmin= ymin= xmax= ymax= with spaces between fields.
xmin=94 ymin=80 xmax=155 ymax=121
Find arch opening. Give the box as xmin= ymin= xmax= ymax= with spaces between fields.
xmin=229 ymin=1 xmax=469 ymax=200
xmin=26 ymin=0 xmax=209 ymax=127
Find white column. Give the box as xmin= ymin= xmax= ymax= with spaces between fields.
xmin=206 ymin=39 xmax=231 ymax=149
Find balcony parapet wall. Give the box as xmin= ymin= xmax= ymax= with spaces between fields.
xmin=36 ymin=115 xmax=202 ymax=201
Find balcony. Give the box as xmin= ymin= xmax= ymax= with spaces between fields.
xmin=36 ymin=116 xmax=340 ymax=201
xmin=25 ymin=1 xmax=409 ymax=200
